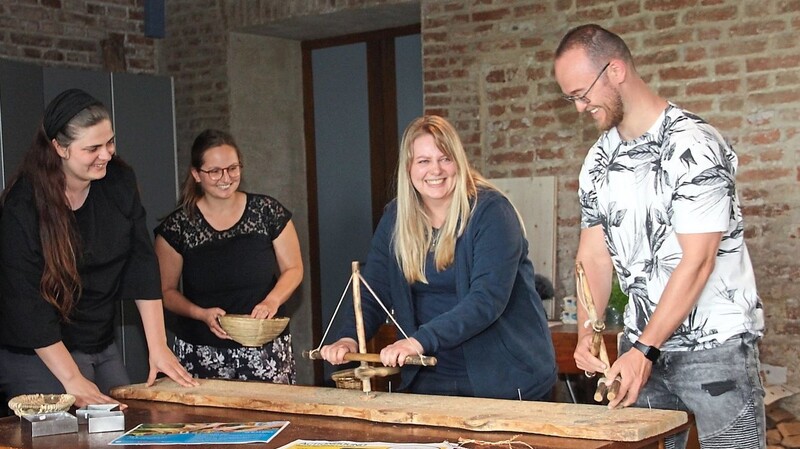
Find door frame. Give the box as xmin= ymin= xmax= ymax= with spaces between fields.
xmin=301 ymin=24 xmax=420 ymax=385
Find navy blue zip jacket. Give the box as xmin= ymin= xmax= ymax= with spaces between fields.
xmin=334 ymin=188 xmax=557 ymax=400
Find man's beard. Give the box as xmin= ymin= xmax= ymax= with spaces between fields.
xmin=597 ymin=88 xmax=624 ymax=132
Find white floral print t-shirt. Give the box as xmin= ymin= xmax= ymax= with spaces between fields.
xmin=578 ymin=104 xmax=764 ymax=351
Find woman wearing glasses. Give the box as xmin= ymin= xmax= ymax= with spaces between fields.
xmin=0 ymin=89 xmax=197 ymax=409
xmin=154 ymin=129 xmax=302 ymax=383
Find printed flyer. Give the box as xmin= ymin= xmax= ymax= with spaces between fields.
xmin=109 ymin=420 xmax=289 ymax=445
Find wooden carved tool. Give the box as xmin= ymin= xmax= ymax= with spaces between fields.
xmin=575 ymin=262 xmax=621 ymax=402
xmin=303 ymin=350 xmax=437 ymax=366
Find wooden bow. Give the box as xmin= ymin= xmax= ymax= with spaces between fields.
xmin=575 ymin=262 xmax=620 ymax=402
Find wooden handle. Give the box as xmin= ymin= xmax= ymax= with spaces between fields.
xmin=303 ymin=349 xmax=437 ymax=366
xmin=354 ymin=366 xmax=400 ymax=380
xmin=594 ymin=377 xmax=621 ymax=402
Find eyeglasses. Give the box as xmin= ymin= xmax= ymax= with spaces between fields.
xmin=562 ymin=62 xmax=610 ymax=104
xmin=198 ymin=163 xmax=243 ymax=181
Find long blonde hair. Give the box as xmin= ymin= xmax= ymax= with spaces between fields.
xmin=394 ymin=115 xmax=498 ymax=283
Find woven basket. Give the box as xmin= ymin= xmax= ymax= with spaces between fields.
xmin=7 ymin=394 xmax=75 ymax=417
xmin=218 ymin=315 xmax=289 ymax=347
xmin=331 ymin=369 xmax=363 ymax=390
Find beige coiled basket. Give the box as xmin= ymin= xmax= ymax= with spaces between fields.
xmin=217 ymin=315 xmax=289 ymax=347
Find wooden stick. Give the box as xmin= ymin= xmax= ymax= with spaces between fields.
xmin=576 ymin=262 xmax=619 ymax=403
xmin=354 ymin=366 xmax=400 ymax=380
xmin=593 ymin=379 xmax=608 ymax=402
xmin=351 ymin=261 xmax=371 ymax=393
xmin=303 ymin=350 xmax=437 ymax=366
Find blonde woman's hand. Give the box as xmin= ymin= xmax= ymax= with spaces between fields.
xmin=380 ymin=338 xmax=424 ymax=367
xmin=319 ymin=338 xmax=357 ymax=365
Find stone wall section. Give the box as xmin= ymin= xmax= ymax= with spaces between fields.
xmin=0 ymin=0 xmax=156 ymax=72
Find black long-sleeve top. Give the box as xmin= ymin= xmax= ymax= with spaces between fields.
xmin=0 ymin=158 xmax=161 ymax=353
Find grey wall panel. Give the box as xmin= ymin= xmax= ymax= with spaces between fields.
xmin=0 ymin=59 xmax=44 ymax=187
xmin=111 ymin=72 xmax=178 ymax=383
xmin=395 ymin=34 xmax=423 ymax=136
xmin=111 ymin=72 xmax=178 ymax=233
xmin=42 ymin=66 xmax=112 ymax=111
xmin=312 ymin=43 xmax=373 ymax=383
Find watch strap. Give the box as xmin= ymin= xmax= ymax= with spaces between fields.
xmin=632 ymin=340 xmax=661 ymax=362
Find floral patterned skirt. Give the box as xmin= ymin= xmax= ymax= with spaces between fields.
xmin=173 ymin=334 xmax=296 ymax=384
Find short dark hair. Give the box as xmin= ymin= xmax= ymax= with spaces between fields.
xmin=555 ymin=24 xmax=634 ymax=71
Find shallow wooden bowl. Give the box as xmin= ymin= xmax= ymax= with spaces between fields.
xmin=218 ymin=315 xmax=289 ymax=347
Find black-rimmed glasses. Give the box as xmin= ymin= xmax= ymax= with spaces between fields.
xmin=199 ymin=163 xmax=243 ymax=181
xmin=562 ymin=62 xmax=610 ymax=104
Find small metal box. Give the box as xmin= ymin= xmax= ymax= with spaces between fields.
xmin=21 ymin=411 xmax=78 ymax=437
xmin=76 ymin=404 xmax=125 ymax=433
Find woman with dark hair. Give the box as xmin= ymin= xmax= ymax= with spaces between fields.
xmin=154 ymin=129 xmax=302 ymax=383
xmin=320 ymin=115 xmax=556 ymax=400
xmin=0 ymin=88 xmax=197 ymax=409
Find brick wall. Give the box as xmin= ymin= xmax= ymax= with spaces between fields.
xmin=0 ymin=0 xmax=156 ymax=72
xmin=418 ymin=0 xmax=800 ymax=406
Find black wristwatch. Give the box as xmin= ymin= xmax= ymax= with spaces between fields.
xmin=632 ymin=340 xmax=661 ymax=362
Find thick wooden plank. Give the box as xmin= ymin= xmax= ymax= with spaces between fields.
xmin=112 ymin=379 xmax=687 ymax=442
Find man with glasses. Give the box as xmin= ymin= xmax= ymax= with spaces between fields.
xmin=554 ymin=24 xmax=765 ymax=449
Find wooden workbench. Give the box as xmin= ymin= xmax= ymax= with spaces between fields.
xmin=0 ymin=398 xmax=691 ymax=449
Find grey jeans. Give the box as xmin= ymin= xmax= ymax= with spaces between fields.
xmin=621 ymin=334 xmax=766 ymax=449
xmin=0 ymin=343 xmax=131 ymax=401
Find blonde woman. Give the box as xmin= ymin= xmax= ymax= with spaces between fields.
xmin=320 ymin=115 xmax=556 ymax=400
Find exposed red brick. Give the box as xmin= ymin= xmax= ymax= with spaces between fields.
xmin=686 ymin=79 xmax=740 ymax=96
xmin=514 ymin=4 xmax=546 ymax=16
xmin=659 ymin=66 xmax=708 ymax=81
xmin=748 ymin=90 xmax=800 ymax=106
xmin=738 ymin=167 xmax=793 ymax=182
xmin=471 ymin=8 xmax=511 ymax=23
xmin=743 ymin=129 xmax=780 ymax=145
xmin=684 ymin=5 xmax=738 ymax=24
xmin=644 ymin=0 xmax=701 ymax=11
xmin=778 ymin=0 xmax=800 ymax=12
xmin=747 ymin=55 xmax=800 ymax=72
xmin=714 ymin=61 xmax=740 ymax=76
xmin=684 ymin=46 xmax=707 ymax=62
xmin=654 ymin=13 xmax=678 ymax=29
xmin=576 ymin=6 xmax=615 ymax=22
xmin=730 ymin=20 xmax=787 ymax=37
xmin=487 ymin=150 xmax=533 ymax=165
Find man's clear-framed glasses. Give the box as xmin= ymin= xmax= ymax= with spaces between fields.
xmin=199 ymin=163 xmax=243 ymax=181
xmin=562 ymin=62 xmax=610 ymax=104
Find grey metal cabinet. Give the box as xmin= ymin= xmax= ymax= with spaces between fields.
xmin=0 ymin=57 xmax=178 ymax=383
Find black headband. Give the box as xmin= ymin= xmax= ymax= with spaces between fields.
xmin=43 ymin=89 xmax=103 ymax=140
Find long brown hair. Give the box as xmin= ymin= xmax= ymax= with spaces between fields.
xmin=177 ymin=129 xmax=243 ymax=218
xmin=0 ymin=105 xmax=111 ymax=320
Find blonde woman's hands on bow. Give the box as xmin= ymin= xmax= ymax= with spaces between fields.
xmin=319 ymin=338 xmax=358 ymax=365
xmin=380 ymin=338 xmax=424 ymax=367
